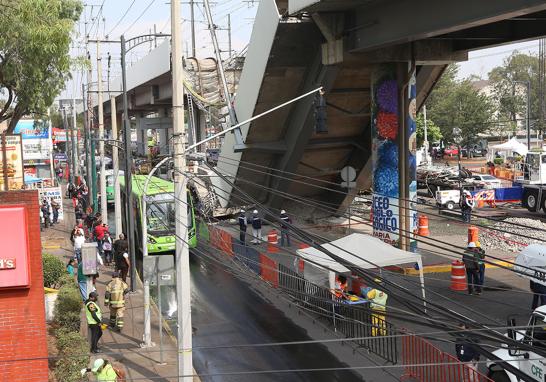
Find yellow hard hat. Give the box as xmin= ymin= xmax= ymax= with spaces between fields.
xmin=475 ymin=241 xmax=481 ymax=248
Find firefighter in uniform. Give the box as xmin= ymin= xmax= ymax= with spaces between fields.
xmin=105 ymin=271 xmax=129 ymax=331
xmin=366 ymin=279 xmax=388 ymax=336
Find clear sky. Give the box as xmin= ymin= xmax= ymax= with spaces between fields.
xmin=61 ymin=1 xmax=540 ymax=99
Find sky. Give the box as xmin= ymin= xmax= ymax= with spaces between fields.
xmin=61 ymin=1 xmax=540 ymax=99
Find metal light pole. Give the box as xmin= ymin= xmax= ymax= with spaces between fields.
xmin=141 ymin=156 xmax=170 ymax=348
xmin=97 ymin=41 xmax=108 ymax=224
xmin=110 ymin=96 xmax=123 ymax=237
xmin=453 ymin=127 xmax=463 ymax=194
xmin=72 ymin=98 xmax=80 ymax=179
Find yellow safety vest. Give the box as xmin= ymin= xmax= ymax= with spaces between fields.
xmin=105 ymin=278 xmax=128 ymax=307
xmin=85 ymin=301 xmax=102 ymax=325
xmin=367 ymin=289 xmax=388 ymax=311
xmin=96 ymin=364 xmax=117 ymax=381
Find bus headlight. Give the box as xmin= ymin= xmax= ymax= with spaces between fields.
xmin=147 ymin=237 xmax=157 ymax=244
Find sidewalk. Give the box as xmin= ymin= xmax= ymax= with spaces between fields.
xmin=41 ymin=192 xmax=198 ymax=381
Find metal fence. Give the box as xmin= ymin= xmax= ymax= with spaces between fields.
xmin=278 ymin=263 xmax=398 ymax=364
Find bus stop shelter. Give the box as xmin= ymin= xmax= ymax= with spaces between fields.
xmin=296 ymin=233 xmax=426 ymax=304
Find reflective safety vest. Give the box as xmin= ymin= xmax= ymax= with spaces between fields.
xmin=367 ymin=289 xmax=388 ymax=311
xmin=96 ymin=364 xmax=118 ymax=381
xmin=85 ymin=301 xmax=102 ymax=325
xmin=105 ymin=278 xmax=128 ymax=307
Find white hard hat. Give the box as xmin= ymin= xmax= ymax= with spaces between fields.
xmin=281 ymin=210 xmax=286 ymax=214
xmin=240 ymin=209 xmax=245 ymax=213
xmin=91 ymin=358 xmax=105 ymax=372
xmin=253 ymin=210 xmax=258 ymax=214
xmin=467 ymin=242 xmax=476 ymax=248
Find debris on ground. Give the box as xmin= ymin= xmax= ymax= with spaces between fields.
xmin=481 ymin=217 xmax=546 ymax=252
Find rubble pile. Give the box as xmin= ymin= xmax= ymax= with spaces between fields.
xmin=481 ymin=217 xmax=546 ymax=252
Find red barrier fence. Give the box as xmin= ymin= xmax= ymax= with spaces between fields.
xmin=402 ymin=333 xmax=493 ymax=382
xmin=259 ymin=254 xmax=279 ymax=287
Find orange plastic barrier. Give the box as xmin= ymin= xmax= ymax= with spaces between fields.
xmin=219 ymin=230 xmax=234 ymax=257
xmin=468 ymin=225 xmax=479 ymax=244
xmin=267 ymin=230 xmax=279 ymax=253
xmin=402 ymin=332 xmax=493 ymax=382
xmin=260 ymin=254 xmax=278 ymax=287
xmin=417 ymin=215 xmax=430 ymax=236
xmin=450 ymin=260 xmax=467 ymax=291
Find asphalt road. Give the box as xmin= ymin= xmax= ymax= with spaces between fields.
xmin=186 ymin=254 xmax=363 ymax=382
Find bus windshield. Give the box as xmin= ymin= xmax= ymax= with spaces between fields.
xmin=146 ymin=194 xmax=175 ymax=234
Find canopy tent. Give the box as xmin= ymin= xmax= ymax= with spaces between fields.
xmin=490 ymin=137 xmax=528 ymax=157
xmin=297 ymin=233 xmax=426 ymax=306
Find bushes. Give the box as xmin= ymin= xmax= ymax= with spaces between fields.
xmin=54 ymin=328 xmax=89 ymax=382
xmin=42 ymin=253 xmax=66 ymax=288
xmin=57 ymin=273 xmax=76 ymax=288
xmin=53 ymin=284 xmax=88 ymax=381
xmin=54 ymin=283 xmax=82 ymax=332
xmin=493 ymin=157 xmax=504 ymax=165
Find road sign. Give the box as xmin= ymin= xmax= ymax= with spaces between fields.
xmin=143 ymin=255 xmax=175 ymax=286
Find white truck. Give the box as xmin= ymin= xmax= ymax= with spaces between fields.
xmin=516 ymin=151 xmax=546 ymax=213
xmin=486 ymin=245 xmax=546 ymax=382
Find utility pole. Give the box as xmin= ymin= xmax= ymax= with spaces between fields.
xmin=423 ymin=104 xmax=429 ymax=165
xmin=121 ymin=35 xmax=137 ymax=292
xmin=97 ymin=41 xmax=107 ymax=224
xmin=72 ymin=98 xmax=80 ymax=180
xmin=62 ymin=108 xmax=74 ymax=184
xmin=172 ymin=0 xmax=193 ymax=379
xmin=190 ymin=0 xmax=196 ymax=57
xmin=227 ymin=14 xmax=232 ymax=59
xmin=82 ymin=82 xmax=91 ymax=195
xmin=47 ymin=108 xmax=55 ymax=186
xmin=87 ymin=53 xmax=98 ymax=212
xmin=110 ymin=96 xmax=122 ymax=238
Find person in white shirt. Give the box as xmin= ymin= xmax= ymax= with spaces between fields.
xmin=74 ymin=230 xmax=85 ymax=262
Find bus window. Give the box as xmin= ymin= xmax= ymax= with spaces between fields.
xmin=146 ymin=194 xmax=175 ymax=234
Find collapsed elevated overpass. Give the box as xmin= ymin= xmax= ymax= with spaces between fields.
xmin=214 ymin=0 xmax=546 ymax=217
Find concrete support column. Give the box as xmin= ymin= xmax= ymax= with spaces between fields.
xmin=137 ymin=117 xmax=147 ymax=156
xmin=371 ymin=63 xmax=417 ymax=251
xmin=158 ymin=128 xmax=169 ymax=155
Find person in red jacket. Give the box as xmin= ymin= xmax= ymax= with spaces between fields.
xmin=94 ymin=223 xmax=109 ymax=258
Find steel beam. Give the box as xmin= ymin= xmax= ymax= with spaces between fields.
xmin=416 ymin=65 xmax=447 ymax=111
xmin=348 ymin=0 xmax=546 ymax=52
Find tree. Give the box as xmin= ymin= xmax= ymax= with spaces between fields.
xmin=0 ymin=0 xmax=82 ymax=132
xmin=428 ymin=75 xmax=494 ymax=146
xmin=488 ymin=52 xmax=539 ymax=126
xmin=416 ymin=113 xmax=442 ymax=148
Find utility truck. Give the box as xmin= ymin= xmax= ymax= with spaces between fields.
xmin=515 ymin=151 xmax=546 ymax=213
xmin=486 ymin=245 xmax=546 ymax=381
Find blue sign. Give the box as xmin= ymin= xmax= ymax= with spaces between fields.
xmin=13 ymin=120 xmax=49 ymax=139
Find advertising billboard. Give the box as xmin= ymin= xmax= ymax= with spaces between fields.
xmin=0 ymin=134 xmax=25 ymax=190
xmin=13 ymin=120 xmax=51 ymax=161
xmin=38 ymin=187 xmax=64 ymax=221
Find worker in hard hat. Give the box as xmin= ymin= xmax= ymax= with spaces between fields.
xmin=280 ymin=209 xmax=292 ymax=247
xmin=251 ymin=210 xmax=262 ymax=244
xmin=238 ymin=209 xmax=248 ymax=244
xmin=463 ymin=242 xmax=481 ymax=295
xmin=367 ymin=279 xmax=388 ymax=336
xmin=81 ymin=358 xmax=124 ymax=381
xmin=460 ymin=190 xmax=475 ymax=223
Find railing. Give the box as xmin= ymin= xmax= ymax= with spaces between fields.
xmin=402 ymin=333 xmax=493 ymax=382
xmin=278 ymin=263 xmax=398 ymax=364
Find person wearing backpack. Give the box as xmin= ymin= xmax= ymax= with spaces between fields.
xmin=463 ymin=242 xmax=481 ymax=295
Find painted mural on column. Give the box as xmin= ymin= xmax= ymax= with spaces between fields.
xmin=408 ymin=72 xmax=418 ymax=252
xmin=371 ymin=64 xmax=400 ymax=246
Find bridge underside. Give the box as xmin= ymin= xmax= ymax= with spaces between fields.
xmin=215 ymin=0 xmax=546 ymax=216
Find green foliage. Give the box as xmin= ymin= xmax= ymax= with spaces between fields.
xmin=54 ymin=283 xmax=83 ymax=332
xmin=494 ymin=158 xmax=504 ymax=165
xmin=427 ymin=66 xmax=494 ymax=146
xmin=54 ymin=328 xmax=89 ymax=382
xmin=42 ymin=253 xmax=66 ymax=288
xmin=57 ymin=273 xmax=76 ymax=288
xmin=0 ymin=0 xmax=83 ymax=131
xmin=416 ymin=113 xmax=442 ymax=148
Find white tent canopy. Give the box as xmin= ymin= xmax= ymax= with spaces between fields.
xmin=296 ymin=233 xmax=426 ymax=305
xmin=490 ymin=137 xmax=528 ymax=156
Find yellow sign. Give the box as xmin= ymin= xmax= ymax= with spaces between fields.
xmin=0 ymin=135 xmax=25 ymax=190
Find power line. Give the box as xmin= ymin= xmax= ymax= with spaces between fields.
xmin=122 ymin=0 xmax=157 ymax=36
xmin=106 ymin=0 xmax=137 ymax=38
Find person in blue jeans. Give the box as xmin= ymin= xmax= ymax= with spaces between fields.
xmin=476 ymin=242 xmax=486 ymax=289
xmin=77 ymin=262 xmax=88 ymax=301
xmin=280 ymin=209 xmax=291 ymax=247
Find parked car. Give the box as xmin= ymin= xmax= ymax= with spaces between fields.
xmin=461 ymin=147 xmax=485 ymax=157
xmin=472 ymin=174 xmax=502 ymax=189
xmin=443 ymin=146 xmax=459 ymax=157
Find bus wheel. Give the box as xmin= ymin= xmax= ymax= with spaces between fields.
xmin=488 ymin=371 xmax=510 ymax=382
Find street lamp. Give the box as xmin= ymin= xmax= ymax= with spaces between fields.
xmin=512 ymin=80 xmax=531 ymax=149
xmin=452 ymin=127 xmax=463 ymax=192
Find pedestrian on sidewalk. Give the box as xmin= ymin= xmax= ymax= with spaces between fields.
xmin=280 ymin=209 xmax=292 ymax=247
xmin=102 ymin=231 xmax=113 ymax=265
xmin=94 ymin=222 xmax=109 ymax=257
xmin=475 ymin=241 xmax=486 ymax=290
xmin=41 ymin=199 xmax=50 ymax=229
xmin=85 ymin=291 xmax=103 ymax=353
xmin=114 ymin=233 xmax=128 ymax=256
xmin=73 ymin=229 xmax=85 ymax=262
xmin=51 ymin=200 xmax=60 ymax=224
xmin=238 ymin=209 xmax=247 ymax=244
xmin=66 ymin=259 xmax=77 ymax=277
xmin=251 ymin=210 xmax=262 ymax=245
xmin=463 ymin=242 xmax=481 ymax=295
xmin=81 ymin=358 xmax=125 ymax=382
xmin=77 ymin=262 xmax=88 ymax=301
xmin=114 ymin=250 xmax=130 ymax=283
xmin=105 ymin=271 xmax=129 ymax=331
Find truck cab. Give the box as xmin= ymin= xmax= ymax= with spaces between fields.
xmin=487 ymin=306 xmax=546 ymax=381
xmin=520 ymin=152 xmax=546 ymax=185
xmin=515 ymin=151 xmax=546 ymax=212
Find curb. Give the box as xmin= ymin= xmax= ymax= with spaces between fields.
xmin=404 ymin=259 xmax=514 ymax=275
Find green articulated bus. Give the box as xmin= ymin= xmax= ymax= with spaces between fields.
xmin=104 ymin=169 xmax=124 ymax=204
xmin=120 ymin=175 xmax=197 ymax=255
